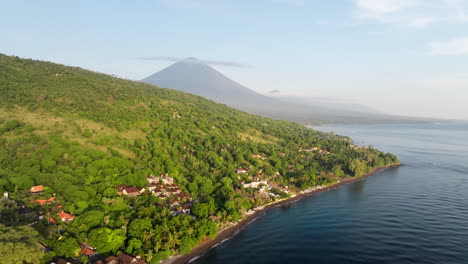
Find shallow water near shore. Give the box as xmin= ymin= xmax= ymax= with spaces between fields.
xmin=191 ymin=122 xmax=468 ymax=264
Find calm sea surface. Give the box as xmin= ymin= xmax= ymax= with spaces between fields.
xmin=192 ymin=122 xmax=468 ymax=264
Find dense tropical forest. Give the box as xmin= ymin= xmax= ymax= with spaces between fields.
xmin=0 ymin=54 xmax=399 ymax=264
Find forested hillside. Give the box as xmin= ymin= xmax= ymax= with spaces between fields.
xmin=0 ymin=54 xmax=399 ymax=264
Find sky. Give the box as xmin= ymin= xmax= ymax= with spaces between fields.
xmin=1 ymin=0 xmax=468 ymax=120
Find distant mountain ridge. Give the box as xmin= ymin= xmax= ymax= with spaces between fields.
xmin=142 ymin=59 xmax=434 ymax=125
xmin=266 ymin=91 xmax=383 ymax=115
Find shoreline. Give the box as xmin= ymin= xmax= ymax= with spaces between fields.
xmin=161 ymin=163 xmax=402 ymax=264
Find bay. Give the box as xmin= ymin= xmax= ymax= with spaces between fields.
xmin=192 ymin=122 xmax=468 ymax=264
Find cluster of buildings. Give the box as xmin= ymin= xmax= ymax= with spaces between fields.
xmin=350 ymin=144 xmax=368 ymax=150
xmin=29 ymin=185 xmax=76 ymax=224
xmin=25 ymin=183 xmax=153 ymax=264
xmin=235 ymin=166 xmax=290 ymax=199
xmin=298 ymin=147 xmax=330 ymax=154
xmin=147 ymin=174 xmax=182 ymax=199
xmin=101 ymin=253 xmax=147 ymax=264
xmin=146 ymin=174 xmax=192 ymax=215
xmin=50 ymin=253 xmax=146 ymax=264
xmin=116 ymin=174 xmax=193 ymax=216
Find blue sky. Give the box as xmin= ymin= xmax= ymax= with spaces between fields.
xmin=2 ymin=0 xmax=468 ymax=119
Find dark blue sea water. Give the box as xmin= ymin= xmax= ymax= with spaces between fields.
xmin=192 ymin=122 xmax=468 ymax=264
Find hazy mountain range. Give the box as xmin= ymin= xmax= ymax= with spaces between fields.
xmin=142 ymin=58 xmax=436 ymax=125
xmin=266 ymin=90 xmax=383 ymax=115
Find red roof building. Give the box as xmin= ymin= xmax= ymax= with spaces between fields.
xmin=51 ymin=258 xmax=71 ymax=264
xmin=49 ymin=217 xmax=58 ymax=225
xmin=57 ymin=210 xmax=75 ymax=223
xmin=81 ymin=247 xmax=95 ymax=256
xmin=33 ymin=196 xmax=55 ymax=205
xmin=105 ymin=253 xmax=147 ymax=264
xmin=30 ymin=185 xmax=44 ymax=193
xmin=80 ymin=242 xmax=96 ymax=256
xmin=105 ymin=256 xmax=119 ymax=264
xmin=122 ymin=187 xmax=144 ymax=197
xmin=235 ymin=168 xmax=247 ymax=174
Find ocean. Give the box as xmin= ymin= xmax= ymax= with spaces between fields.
xmin=191 ymin=122 xmax=468 ymax=264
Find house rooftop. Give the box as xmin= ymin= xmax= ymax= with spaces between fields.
xmin=33 ymin=196 xmax=55 ymax=205
xmin=81 ymin=247 xmax=95 ymax=256
xmin=51 ymin=258 xmax=71 ymax=264
xmin=105 ymin=256 xmax=118 ymax=262
xmin=124 ymin=187 xmax=141 ymax=194
xmin=58 ymin=210 xmax=75 ymax=221
xmin=30 ymin=185 xmax=44 ymax=193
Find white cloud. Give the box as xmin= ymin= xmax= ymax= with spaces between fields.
xmin=428 ymin=36 xmax=468 ymax=55
xmin=354 ymin=0 xmax=468 ymax=27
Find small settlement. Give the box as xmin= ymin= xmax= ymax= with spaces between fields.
xmin=116 ymin=174 xmax=193 ymax=216
xmin=100 ymin=253 xmax=147 ymax=264
xmin=236 ymin=168 xmax=289 ymax=199
xmin=12 ymin=173 xmax=194 ymax=264
xmin=52 ymin=253 xmax=146 ymax=264
xmin=27 ymin=185 xmax=76 ymax=225
xmin=298 ymin=146 xmax=331 ymax=154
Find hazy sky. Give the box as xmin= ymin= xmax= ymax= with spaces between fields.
xmin=2 ymin=0 xmax=468 ymax=120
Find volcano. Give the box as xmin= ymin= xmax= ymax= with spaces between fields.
xmin=142 ymin=59 xmax=433 ymax=124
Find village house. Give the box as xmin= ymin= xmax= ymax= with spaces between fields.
xmin=116 ymin=185 xmax=128 ymax=196
xmin=147 ymin=184 xmax=158 ymax=192
xmin=243 ymin=180 xmax=268 ymax=189
xmin=175 ymin=192 xmax=190 ymax=202
xmin=50 ymin=258 xmax=71 ymax=264
xmin=170 ymin=201 xmax=193 ymax=216
xmin=30 ymin=185 xmax=44 ymax=193
xmin=147 ymin=175 xmax=185 ymax=198
xmin=235 ymin=168 xmax=247 ymax=174
xmin=80 ymin=243 xmax=97 ymax=257
xmin=298 ymin=147 xmax=319 ymax=152
xmin=33 ymin=196 xmax=55 ymax=205
xmin=57 ymin=210 xmax=75 ymax=223
xmin=168 ymin=187 xmax=181 ymax=195
xmin=122 ymin=187 xmax=145 ymax=197
xmin=105 ymin=253 xmax=147 ymax=264
xmin=252 ymin=154 xmax=266 ymax=160
xmin=181 ymin=203 xmax=191 ymax=214
xmin=49 ymin=216 xmax=58 ymax=225
xmin=146 ymin=174 xmax=158 ymax=184
xmin=147 ymin=174 xmax=174 ymax=185
xmin=167 ymin=200 xmax=180 ymax=208
xmin=145 ymin=173 xmax=193 ymax=214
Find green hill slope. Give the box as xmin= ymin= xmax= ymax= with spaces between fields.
xmin=0 ymin=54 xmax=399 ymax=263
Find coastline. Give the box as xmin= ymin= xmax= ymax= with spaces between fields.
xmin=161 ymin=163 xmax=401 ymax=264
